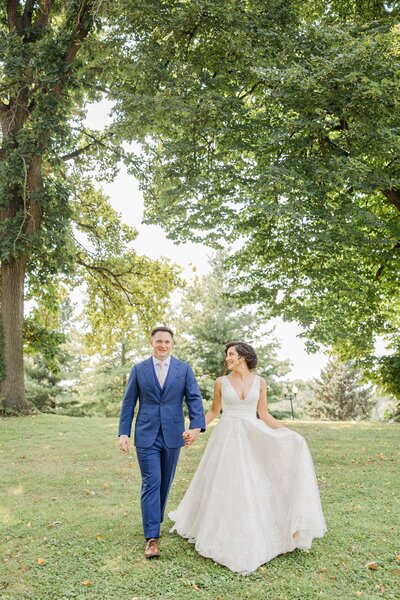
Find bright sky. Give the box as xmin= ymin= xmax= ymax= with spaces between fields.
xmin=85 ymin=103 xmax=328 ymax=380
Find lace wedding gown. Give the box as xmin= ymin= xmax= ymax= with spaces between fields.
xmin=169 ymin=375 xmax=327 ymax=574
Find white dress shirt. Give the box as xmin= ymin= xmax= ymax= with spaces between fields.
xmin=152 ymin=355 xmax=171 ymax=386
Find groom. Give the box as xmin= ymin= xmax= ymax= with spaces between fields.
xmin=119 ymin=326 xmax=205 ymax=559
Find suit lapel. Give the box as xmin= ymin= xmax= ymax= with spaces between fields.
xmin=143 ymin=357 xmax=161 ymax=393
xmin=162 ymin=356 xmax=180 ymax=396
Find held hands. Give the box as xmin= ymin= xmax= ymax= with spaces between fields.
xmin=119 ymin=435 xmax=130 ymax=454
xmin=182 ymin=428 xmax=201 ymax=448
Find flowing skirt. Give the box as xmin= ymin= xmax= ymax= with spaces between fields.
xmin=169 ymin=416 xmax=327 ymax=574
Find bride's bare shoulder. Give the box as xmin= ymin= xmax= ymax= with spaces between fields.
xmin=258 ymin=376 xmax=267 ymax=389
xmin=212 ymin=377 xmax=223 ymax=398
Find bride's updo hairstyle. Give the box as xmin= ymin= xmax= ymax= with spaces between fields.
xmin=224 ymin=342 xmax=258 ymax=371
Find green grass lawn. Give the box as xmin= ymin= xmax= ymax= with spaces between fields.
xmin=0 ymin=415 xmax=399 ymax=600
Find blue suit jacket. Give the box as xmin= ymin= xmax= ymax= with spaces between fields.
xmin=118 ymin=356 xmax=206 ymax=448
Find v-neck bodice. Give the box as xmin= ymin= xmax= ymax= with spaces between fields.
xmin=221 ymin=375 xmax=260 ymax=418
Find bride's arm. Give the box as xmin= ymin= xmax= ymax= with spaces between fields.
xmin=183 ymin=378 xmax=222 ymax=447
xmin=205 ymin=377 xmax=223 ymax=426
xmin=257 ymin=378 xmax=287 ymax=430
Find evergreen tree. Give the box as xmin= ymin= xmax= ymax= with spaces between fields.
xmin=305 ymin=358 xmax=376 ymax=420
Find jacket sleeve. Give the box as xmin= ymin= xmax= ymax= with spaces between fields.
xmin=118 ymin=366 xmax=139 ymax=437
xmin=184 ymin=365 xmax=206 ymax=432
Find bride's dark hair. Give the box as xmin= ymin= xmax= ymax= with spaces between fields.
xmin=224 ymin=342 xmax=258 ymax=372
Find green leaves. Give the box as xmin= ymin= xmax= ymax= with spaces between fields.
xmin=111 ymin=3 xmax=400 ymax=398
xmin=0 ymin=1 xmax=182 ymax=412
xmin=1 ymin=0 xmax=399 ymax=411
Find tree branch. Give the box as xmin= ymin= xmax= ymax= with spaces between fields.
xmin=64 ymin=1 xmax=91 ymax=64
xmin=7 ymin=0 xmax=21 ymax=31
xmin=60 ymin=128 xmax=142 ymax=172
xmin=238 ymin=80 xmax=267 ymax=100
xmin=75 ymin=255 xmax=143 ymax=307
xmin=60 ymin=140 xmax=99 ymax=162
xmin=22 ymin=0 xmax=37 ymax=28
xmin=34 ymin=0 xmax=54 ymax=30
xmin=53 ymin=0 xmax=94 ymax=99
xmin=60 ymin=131 xmax=124 ymax=163
xmin=382 ymin=189 xmax=400 ymax=212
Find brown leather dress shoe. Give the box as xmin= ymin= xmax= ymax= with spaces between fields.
xmin=144 ymin=538 xmax=160 ymax=559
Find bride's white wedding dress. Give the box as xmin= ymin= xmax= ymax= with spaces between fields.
xmin=169 ymin=375 xmax=327 ymax=574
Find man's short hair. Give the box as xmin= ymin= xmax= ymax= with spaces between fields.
xmin=151 ymin=326 xmax=174 ymax=338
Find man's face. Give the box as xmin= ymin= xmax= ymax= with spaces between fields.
xmin=150 ymin=331 xmax=174 ymax=360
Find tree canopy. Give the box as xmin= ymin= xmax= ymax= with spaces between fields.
xmin=0 ymin=0 xmax=181 ymax=413
xmin=112 ymin=1 xmax=400 ymax=401
xmin=2 ymin=0 xmax=399 ymax=414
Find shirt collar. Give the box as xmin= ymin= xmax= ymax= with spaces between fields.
xmin=152 ymin=355 xmax=171 ymax=367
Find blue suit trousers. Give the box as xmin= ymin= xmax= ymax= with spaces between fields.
xmin=136 ymin=426 xmax=181 ymax=539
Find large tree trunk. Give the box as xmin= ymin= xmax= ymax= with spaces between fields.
xmin=0 ymin=254 xmax=29 ymax=414
xmin=0 ymin=0 xmax=94 ymax=415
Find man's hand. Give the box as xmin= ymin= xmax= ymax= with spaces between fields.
xmin=182 ymin=428 xmax=201 ymax=448
xmin=119 ymin=435 xmax=130 ymax=453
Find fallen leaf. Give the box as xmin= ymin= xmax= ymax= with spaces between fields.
xmin=37 ymin=558 xmax=46 ymax=566
xmin=27 ymin=523 xmax=32 ymax=528
xmin=319 ymin=567 xmax=327 ymax=573
xmin=395 ymin=555 xmax=400 ymax=564
xmin=366 ymin=562 xmax=379 ymax=570
xmin=81 ymin=580 xmax=93 ymax=587
xmin=96 ymin=535 xmax=103 ymax=541
xmin=192 ymin=584 xmax=200 ymax=591
xmin=103 ymin=483 xmax=109 ymax=488
xmin=31 ymin=496 xmax=38 ymax=504
xmin=355 ymin=592 xmax=363 ymax=597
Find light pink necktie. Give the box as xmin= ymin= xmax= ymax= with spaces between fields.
xmin=158 ymin=362 xmax=166 ymax=387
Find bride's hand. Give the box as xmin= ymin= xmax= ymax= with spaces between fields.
xmin=183 ymin=428 xmax=200 ymax=448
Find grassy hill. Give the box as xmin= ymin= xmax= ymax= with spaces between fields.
xmin=0 ymin=415 xmax=399 ymax=599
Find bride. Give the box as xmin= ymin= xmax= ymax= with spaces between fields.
xmin=169 ymin=341 xmax=327 ymax=575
